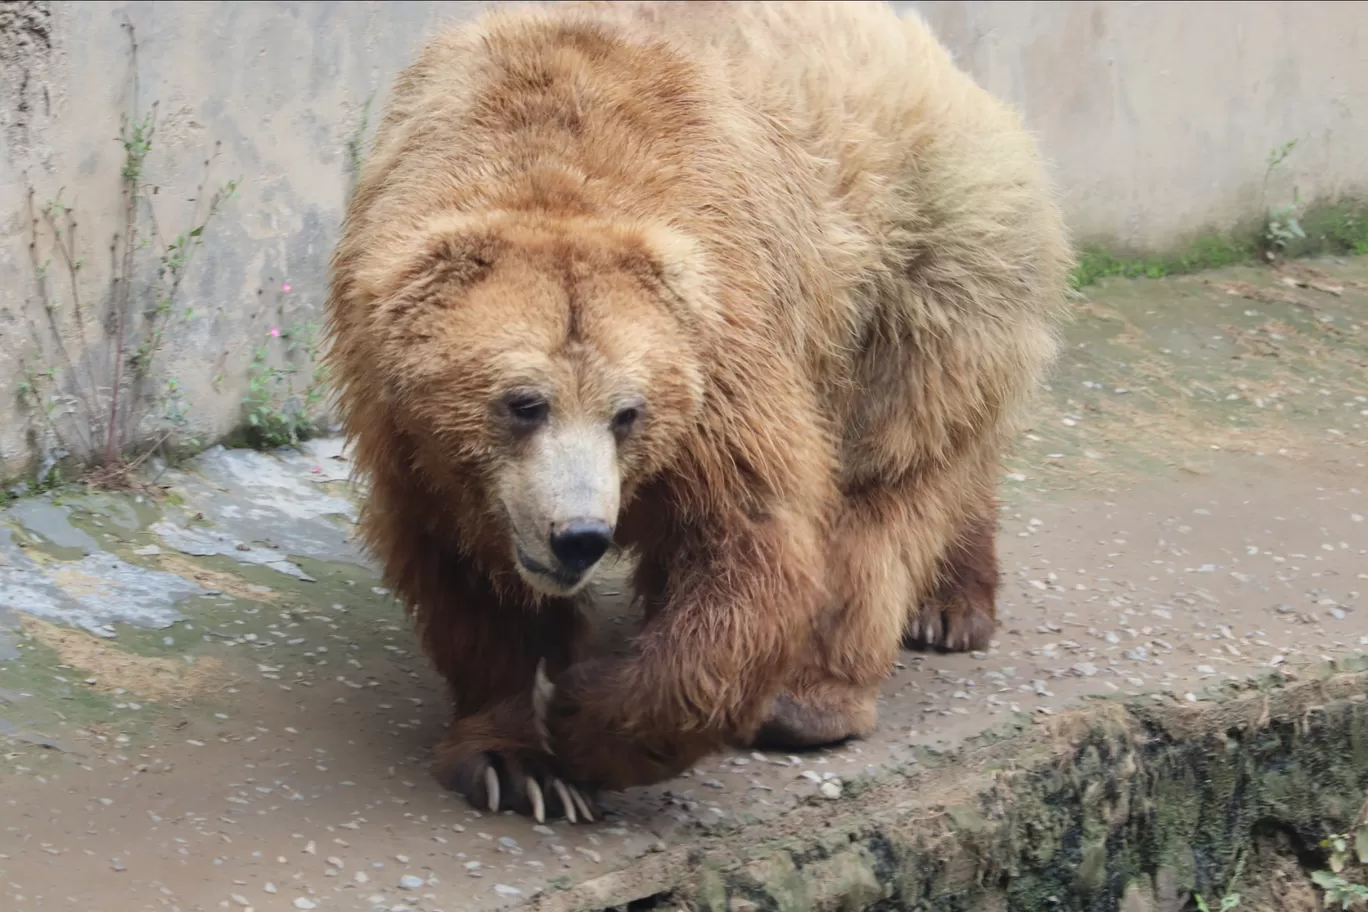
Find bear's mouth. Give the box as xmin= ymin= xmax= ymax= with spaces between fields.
xmin=515 ymin=545 xmax=590 ymax=593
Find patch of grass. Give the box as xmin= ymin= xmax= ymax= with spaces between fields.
xmin=1292 ymin=200 xmax=1368 ymax=258
xmin=1072 ymin=138 xmax=1365 ymax=288
xmin=1070 ymin=235 xmax=1255 ymax=288
xmin=1069 ymin=198 xmax=1367 ymax=291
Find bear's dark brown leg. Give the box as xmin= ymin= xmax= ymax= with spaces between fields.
xmin=418 ymin=568 xmax=598 ymax=823
xmin=361 ymin=475 xmax=596 ymax=822
xmin=902 ymin=484 xmax=1000 ymax=654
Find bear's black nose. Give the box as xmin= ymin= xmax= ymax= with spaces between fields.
xmin=548 ymin=520 xmax=613 ymax=574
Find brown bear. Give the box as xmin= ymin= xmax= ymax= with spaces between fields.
xmin=325 ymin=0 xmax=1072 ymax=822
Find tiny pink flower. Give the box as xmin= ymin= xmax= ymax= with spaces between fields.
xmin=281 ymin=282 xmax=292 ymax=293
xmin=269 ymin=326 xmax=281 ymax=337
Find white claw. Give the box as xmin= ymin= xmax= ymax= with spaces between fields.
xmin=532 ymin=658 xmax=555 ymax=755
xmin=552 ymin=778 xmax=577 ymax=824
xmin=570 ymin=785 xmax=594 ymax=823
xmin=484 ymin=766 xmax=501 ymax=813
xmin=528 ymin=777 xmax=545 ymax=824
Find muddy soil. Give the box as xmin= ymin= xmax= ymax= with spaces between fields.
xmin=1 ymin=258 xmax=1366 ymax=911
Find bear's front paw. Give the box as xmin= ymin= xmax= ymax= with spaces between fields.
xmin=537 ymin=658 xmax=698 ymax=790
xmin=434 ymin=747 xmax=598 ymax=824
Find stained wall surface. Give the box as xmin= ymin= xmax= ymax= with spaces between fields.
xmin=2 ymin=1 xmax=1363 ymax=479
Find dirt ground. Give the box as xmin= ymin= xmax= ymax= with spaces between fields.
xmin=1 ymin=258 xmax=1366 ymax=912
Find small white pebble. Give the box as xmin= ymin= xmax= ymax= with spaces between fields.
xmin=399 ymin=874 xmax=425 ymax=890
xmin=819 ymin=780 xmax=843 ymax=800
xmin=293 ymin=900 xmax=316 ymax=911
xmin=494 ymin=884 xmax=522 ymax=897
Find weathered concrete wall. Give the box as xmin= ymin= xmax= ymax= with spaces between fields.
xmin=0 ymin=1 xmax=479 ymax=480
xmin=2 ymin=1 xmax=1365 ymax=482
xmin=907 ymin=1 xmax=1368 ymax=251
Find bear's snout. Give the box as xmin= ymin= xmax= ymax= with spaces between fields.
xmin=548 ymin=519 xmax=614 ymax=574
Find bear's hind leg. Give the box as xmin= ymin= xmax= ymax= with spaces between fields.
xmin=750 ymin=478 xmax=941 ymax=751
xmin=902 ymin=479 xmax=1000 ymax=654
xmin=751 ymin=680 xmax=880 ymax=750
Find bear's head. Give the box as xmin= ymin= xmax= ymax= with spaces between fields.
xmin=356 ymin=210 xmax=711 ymax=596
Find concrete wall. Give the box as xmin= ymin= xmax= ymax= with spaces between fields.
xmin=907 ymin=1 xmax=1368 ymax=251
xmin=1 ymin=1 xmax=1365 ymax=481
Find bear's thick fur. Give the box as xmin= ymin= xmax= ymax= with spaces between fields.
xmin=326 ymin=0 xmax=1072 ymax=820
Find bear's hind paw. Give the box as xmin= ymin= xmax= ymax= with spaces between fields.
xmin=902 ymin=602 xmax=995 ymax=654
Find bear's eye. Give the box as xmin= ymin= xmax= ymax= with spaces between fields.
xmin=505 ymin=394 xmax=550 ymax=429
xmin=611 ymin=405 xmax=641 ymax=436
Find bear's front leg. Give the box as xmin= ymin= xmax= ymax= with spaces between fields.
xmin=420 ymin=594 xmax=599 ymax=822
xmin=432 ymin=694 xmax=599 ymax=824
xmin=367 ymin=506 xmax=598 ymax=822
xmin=537 ymin=507 xmax=827 ymax=791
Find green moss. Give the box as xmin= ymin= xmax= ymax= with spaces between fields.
xmin=630 ymin=674 xmax=1368 ymax=912
xmin=1070 ymin=197 xmax=1368 ymax=289
xmin=1070 ymin=235 xmax=1255 ymax=289
xmin=1286 ymin=199 xmax=1368 ymax=257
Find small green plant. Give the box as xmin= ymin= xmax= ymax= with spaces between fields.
xmin=1312 ymin=822 xmax=1368 ymax=910
xmin=239 ymin=313 xmax=330 ymax=450
xmin=158 ymin=375 xmax=201 ymax=454
xmin=1192 ymin=850 xmax=1244 ymax=911
xmin=1259 ymin=139 xmax=1307 ymax=263
xmin=17 ymin=19 xmax=238 ymax=489
xmin=1264 ymin=191 xmax=1307 ymax=259
xmin=1193 ymin=892 xmax=1241 ymax=912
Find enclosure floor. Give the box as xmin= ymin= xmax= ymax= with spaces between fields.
xmin=2 ymin=258 xmax=1366 ymax=911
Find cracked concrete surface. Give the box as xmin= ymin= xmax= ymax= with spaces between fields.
xmin=0 ymin=260 xmax=1366 ymax=910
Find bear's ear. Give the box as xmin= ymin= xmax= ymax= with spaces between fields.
xmin=356 ymin=213 xmax=503 ymax=310
xmin=630 ymin=223 xmax=718 ymax=325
